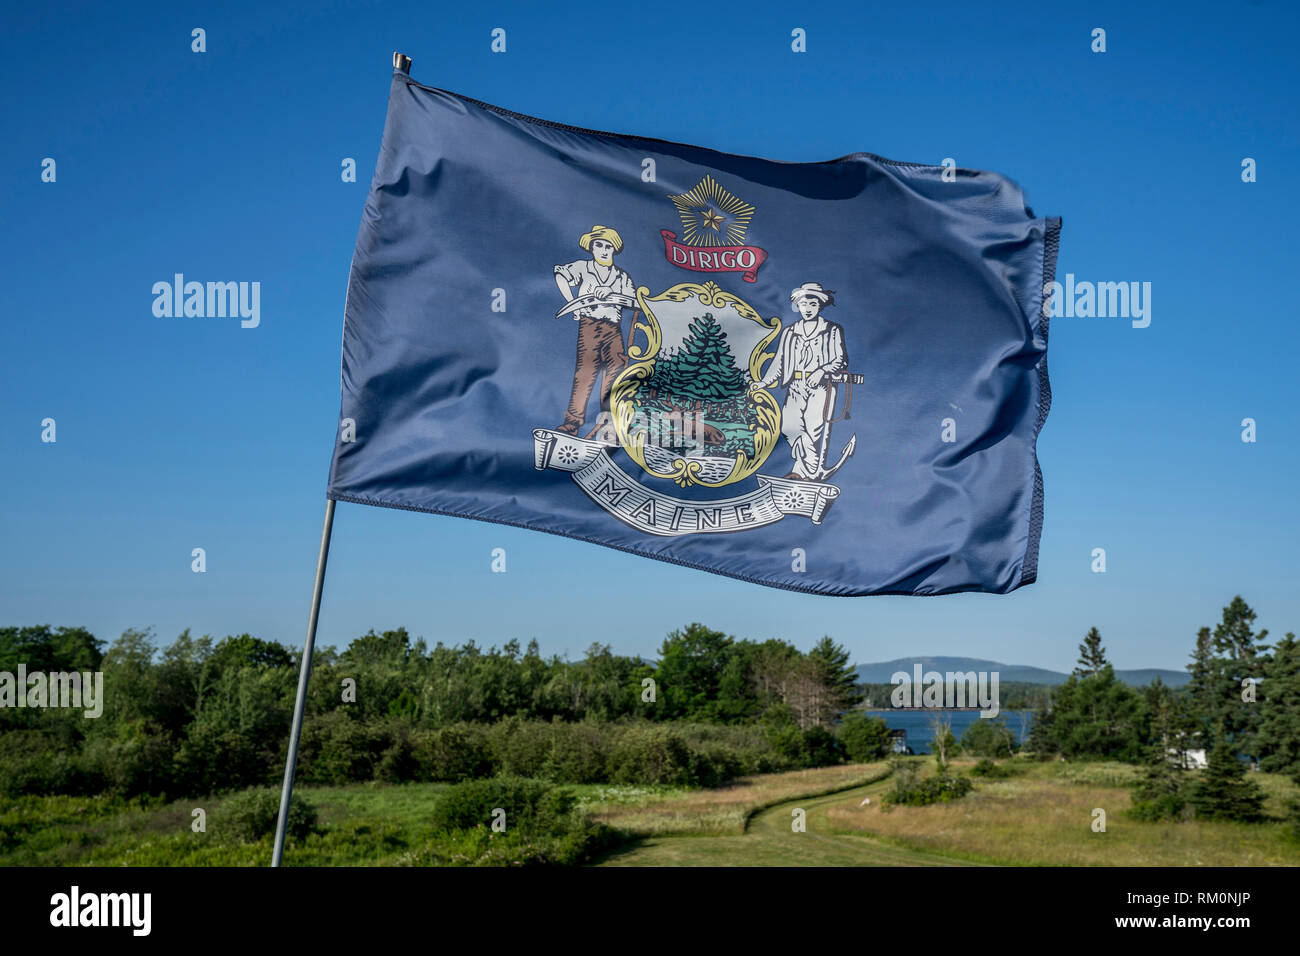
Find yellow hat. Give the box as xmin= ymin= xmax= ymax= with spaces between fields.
xmin=579 ymin=224 xmax=623 ymax=254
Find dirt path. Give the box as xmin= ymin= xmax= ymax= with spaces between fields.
xmin=597 ymin=774 xmax=986 ymax=867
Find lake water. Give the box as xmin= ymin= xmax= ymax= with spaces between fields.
xmin=863 ymin=709 xmax=1035 ymax=754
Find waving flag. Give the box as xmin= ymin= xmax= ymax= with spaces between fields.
xmin=326 ymin=71 xmax=1061 ymax=596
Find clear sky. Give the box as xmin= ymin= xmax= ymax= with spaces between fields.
xmin=2 ymin=0 xmax=1296 ymax=672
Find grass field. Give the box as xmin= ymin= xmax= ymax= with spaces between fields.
xmin=3 ymin=759 xmax=1298 ymax=866
xmin=824 ymin=758 xmax=1300 ymax=867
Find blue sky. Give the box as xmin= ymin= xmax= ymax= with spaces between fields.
xmin=2 ymin=0 xmax=1296 ymax=672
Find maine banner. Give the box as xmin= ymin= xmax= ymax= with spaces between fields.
xmin=326 ymin=71 xmax=1062 ymax=596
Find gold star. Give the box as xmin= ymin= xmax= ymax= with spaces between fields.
xmin=698 ymin=207 xmax=724 ymax=232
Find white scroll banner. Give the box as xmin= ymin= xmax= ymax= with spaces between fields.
xmin=533 ymin=429 xmax=839 ymax=537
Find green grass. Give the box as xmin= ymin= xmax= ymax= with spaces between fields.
xmin=823 ymin=758 xmax=1300 ymax=867
xmin=4 ymin=759 xmax=1298 ymax=867
xmin=0 ymin=782 xmax=453 ymax=867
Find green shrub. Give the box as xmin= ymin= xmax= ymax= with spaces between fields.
xmin=222 ymin=787 xmax=317 ymax=842
xmin=0 ymin=732 xmax=99 ymax=797
xmin=487 ymin=720 xmax=555 ymax=778
xmin=969 ymin=758 xmax=1012 ymax=778
xmin=884 ymin=758 xmax=974 ymax=807
xmin=422 ymin=776 xmax=612 ymax=866
xmin=296 ymin=711 xmax=399 ymax=785
xmin=606 ymin=726 xmax=695 ymax=786
xmin=544 ymin=723 xmax=609 ymax=784
xmin=430 ymin=776 xmax=573 ymax=832
xmin=961 ymin=718 xmax=1018 ymax=758
xmin=802 ymin=726 xmax=843 ymax=767
xmin=411 ymin=724 xmax=494 ymax=781
xmin=838 ymin=712 xmax=891 ymax=763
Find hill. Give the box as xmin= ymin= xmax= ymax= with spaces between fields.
xmin=855 ymin=656 xmax=1188 ymax=688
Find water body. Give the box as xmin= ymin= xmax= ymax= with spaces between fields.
xmin=863 ymin=709 xmax=1035 ymax=754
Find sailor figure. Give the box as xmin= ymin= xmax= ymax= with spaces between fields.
xmin=750 ymin=282 xmax=849 ymax=481
xmin=553 ymin=225 xmax=637 ymax=436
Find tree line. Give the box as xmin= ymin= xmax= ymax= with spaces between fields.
xmin=0 ymin=623 xmax=871 ymax=798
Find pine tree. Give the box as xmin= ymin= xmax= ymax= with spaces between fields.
xmin=1131 ymin=679 xmax=1189 ymax=820
xmin=669 ymin=313 xmax=747 ymax=404
xmin=807 ymin=636 xmax=862 ymax=716
xmin=1186 ymin=736 xmax=1266 ymax=822
xmin=1257 ymin=632 xmax=1300 ymax=776
xmin=1025 ymin=698 xmax=1056 ymax=756
xmin=1186 ymin=625 xmax=1215 ymax=731
xmin=1131 ymin=741 xmax=1187 ymax=821
xmin=1209 ymin=596 xmax=1271 ymax=758
xmin=1074 ymin=627 xmax=1108 ymax=677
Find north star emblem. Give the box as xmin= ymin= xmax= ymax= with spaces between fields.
xmin=535 ymin=224 xmax=858 ymax=537
xmin=660 ymin=175 xmax=769 ymax=283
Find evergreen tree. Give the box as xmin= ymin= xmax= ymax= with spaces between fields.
xmin=1208 ymin=596 xmax=1270 ymax=758
xmin=1131 ymin=680 xmax=1190 ymax=820
xmin=1130 ymin=740 xmax=1187 ymax=821
xmin=1186 ymin=625 xmax=1215 ymax=729
xmin=1257 ymin=632 xmax=1300 ymax=776
xmin=1185 ymin=736 xmax=1266 ymax=822
xmin=1074 ymin=626 xmax=1108 ymax=678
xmin=808 ymin=636 xmax=862 ymax=715
xmin=1049 ymin=666 xmax=1147 ymax=761
xmin=669 ymin=313 xmax=747 ymax=403
xmin=1025 ymin=698 xmax=1057 ymax=756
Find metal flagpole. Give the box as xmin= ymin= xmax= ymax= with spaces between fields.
xmin=271 ymin=498 xmax=336 ymax=867
xmin=272 ymin=53 xmax=411 ymax=867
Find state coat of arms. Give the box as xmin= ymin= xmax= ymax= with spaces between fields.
xmin=533 ymin=184 xmax=861 ymax=537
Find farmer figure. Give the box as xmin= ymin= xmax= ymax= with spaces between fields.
xmin=553 ymin=225 xmax=637 ymax=436
xmin=749 ymin=282 xmax=848 ymax=480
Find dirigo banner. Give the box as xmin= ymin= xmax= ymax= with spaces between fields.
xmin=326 ymin=71 xmax=1061 ymax=596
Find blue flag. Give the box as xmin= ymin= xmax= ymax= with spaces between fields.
xmin=327 ymin=72 xmax=1061 ymax=596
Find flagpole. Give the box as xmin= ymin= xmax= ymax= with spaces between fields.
xmin=271 ymin=497 xmax=336 ymax=867
xmin=273 ymin=52 xmax=408 ymax=867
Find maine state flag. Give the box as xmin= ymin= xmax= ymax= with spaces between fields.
xmin=327 ymin=70 xmax=1061 ymax=597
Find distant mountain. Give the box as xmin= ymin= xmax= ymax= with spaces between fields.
xmin=855 ymin=656 xmax=1188 ymax=688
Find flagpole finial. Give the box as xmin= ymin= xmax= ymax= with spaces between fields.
xmin=392 ymin=52 xmax=412 ymax=75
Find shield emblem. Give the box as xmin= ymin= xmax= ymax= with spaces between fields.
xmin=610 ymin=281 xmax=782 ymax=487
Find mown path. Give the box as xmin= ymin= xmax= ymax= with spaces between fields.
xmin=596 ymin=774 xmax=987 ymax=866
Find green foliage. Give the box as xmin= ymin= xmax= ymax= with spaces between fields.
xmin=422 ymin=776 xmax=613 ymax=866
xmin=1128 ymin=744 xmax=1188 ymax=822
xmin=838 ymin=712 xmax=891 ymax=762
xmin=1185 ymin=739 xmax=1266 ymax=822
xmin=1188 ymin=597 xmax=1270 ymax=758
xmin=884 ymin=758 xmax=974 ymax=807
xmin=1023 ymin=700 xmax=1057 ymax=756
xmin=654 ymin=623 xmax=739 ymax=722
xmin=969 ymin=758 xmax=1013 ymax=778
xmin=3 ymin=599 xmax=1296 ymax=817
xmin=961 ymin=717 xmax=1018 ymax=758
xmin=1285 ymin=791 xmax=1300 ymax=844
xmin=1046 ymin=665 xmax=1147 ymax=761
xmin=1257 ymin=633 xmax=1300 ymax=776
xmin=0 ymin=625 xmax=104 ymax=674
xmin=808 ymin=636 xmax=863 ymax=713
xmin=430 ymin=776 xmax=572 ymax=832
xmin=221 ymin=787 xmax=317 ymax=842
xmin=410 ymin=724 xmax=493 ymax=781
xmin=1074 ymin=626 xmax=1108 ymax=678
xmin=544 ymin=721 xmax=611 ymax=784
xmin=607 ymin=726 xmax=696 ymax=786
